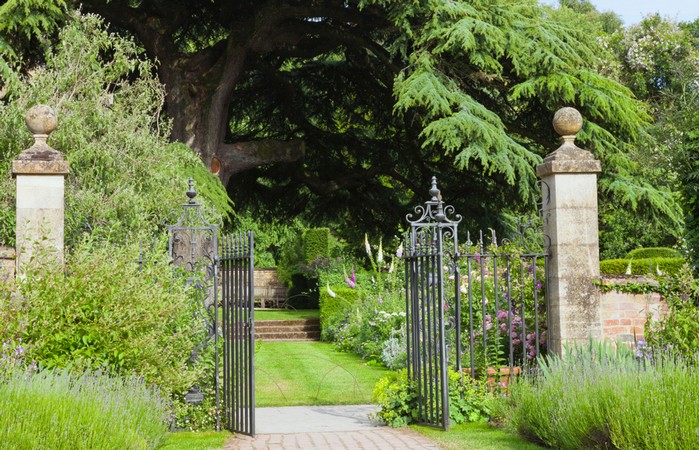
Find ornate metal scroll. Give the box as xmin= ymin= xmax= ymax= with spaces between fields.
xmin=168 ymin=178 xmax=220 ymax=430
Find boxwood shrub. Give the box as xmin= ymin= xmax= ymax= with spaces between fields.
xmin=626 ymin=247 xmax=682 ymax=259
xmin=600 ymin=257 xmax=684 ymax=276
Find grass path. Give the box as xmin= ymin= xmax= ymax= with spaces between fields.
xmin=255 ymin=341 xmax=390 ymax=407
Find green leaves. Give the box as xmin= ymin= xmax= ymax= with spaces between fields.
xmin=0 ymin=12 xmax=232 ymax=246
xmin=0 ymin=238 xmax=205 ymax=397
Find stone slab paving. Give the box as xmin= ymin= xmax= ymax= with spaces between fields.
xmin=224 ymin=405 xmax=442 ymax=450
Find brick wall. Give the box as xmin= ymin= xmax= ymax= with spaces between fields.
xmin=599 ymin=275 xmax=667 ymax=344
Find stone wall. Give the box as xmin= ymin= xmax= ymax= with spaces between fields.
xmin=599 ymin=275 xmax=667 ymax=344
xmin=0 ymin=246 xmax=15 ymax=283
xmin=254 ymin=268 xmax=287 ymax=308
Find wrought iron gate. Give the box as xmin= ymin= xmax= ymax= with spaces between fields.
xmin=168 ymin=179 xmax=221 ymax=429
xmin=168 ymin=179 xmax=255 ymax=435
xmin=221 ymin=232 xmax=255 ymax=436
xmin=405 ymin=177 xmax=461 ymax=430
xmin=404 ymin=177 xmax=549 ymax=430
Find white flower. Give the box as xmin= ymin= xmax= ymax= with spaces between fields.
xmin=364 ymin=233 xmax=372 ymax=258
xmin=377 ymin=237 xmax=384 ymax=264
xmin=326 ymin=283 xmax=336 ymax=298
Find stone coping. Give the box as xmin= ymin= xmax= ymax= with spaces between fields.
xmin=12 ymin=159 xmax=70 ymax=176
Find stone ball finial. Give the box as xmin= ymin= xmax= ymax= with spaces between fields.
xmin=552 ymin=107 xmax=583 ymax=137
xmin=25 ymin=105 xmax=57 ymax=137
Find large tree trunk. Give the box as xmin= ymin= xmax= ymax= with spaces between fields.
xmin=84 ymin=1 xmax=306 ymax=187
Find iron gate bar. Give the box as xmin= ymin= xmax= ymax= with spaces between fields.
xmin=221 ymin=232 xmax=255 ymax=436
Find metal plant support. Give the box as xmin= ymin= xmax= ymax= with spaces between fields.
xmin=404 ymin=177 xmax=549 ymax=431
xmin=221 ymin=232 xmax=255 ymax=436
xmin=168 ymin=178 xmax=220 ymax=429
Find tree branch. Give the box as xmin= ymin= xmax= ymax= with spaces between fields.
xmin=215 ymin=139 xmax=305 ymax=186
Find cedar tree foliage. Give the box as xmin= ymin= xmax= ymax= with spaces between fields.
xmin=0 ymin=0 xmax=680 ymax=238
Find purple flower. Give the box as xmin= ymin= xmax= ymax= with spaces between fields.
xmin=351 ymin=268 xmax=356 ymax=283
xmin=535 ymin=280 xmax=542 ymax=292
xmin=345 ymin=275 xmax=355 ymax=288
xmin=474 ymin=252 xmax=481 ymax=263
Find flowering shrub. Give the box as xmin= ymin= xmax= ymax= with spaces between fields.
xmin=453 ymin=239 xmax=547 ymax=371
xmin=317 ymin=235 xmax=405 ymax=366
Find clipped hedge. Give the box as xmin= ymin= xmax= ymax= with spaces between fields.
xmin=303 ymin=228 xmax=330 ymax=263
xmin=626 ymin=247 xmax=682 ymax=259
xmin=600 ymin=257 xmax=685 ymax=276
xmin=318 ymin=286 xmax=361 ymax=341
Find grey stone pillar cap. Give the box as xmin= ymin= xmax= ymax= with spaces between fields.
xmin=536 ymin=107 xmax=601 ymax=176
xmin=12 ymin=105 xmax=69 ymax=176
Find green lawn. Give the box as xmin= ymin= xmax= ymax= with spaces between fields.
xmin=412 ymin=422 xmax=545 ymax=450
xmin=254 ymin=308 xmax=320 ymax=321
xmin=255 ymin=341 xmax=390 ymax=406
xmin=159 ymin=431 xmax=232 ymax=450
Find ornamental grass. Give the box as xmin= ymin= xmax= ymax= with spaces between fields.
xmin=499 ymin=341 xmax=699 ymax=450
xmin=0 ymin=368 xmax=169 ymax=450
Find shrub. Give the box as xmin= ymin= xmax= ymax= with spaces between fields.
xmin=319 ymin=285 xmax=361 ymax=341
xmin=600 ymin=257 xmax=684 ymax=275
xmin=303 ymin=228 xmax=330 ymax=263
xmin=499 ymin=341 xmax=699 ymax=449
xmin=372 ymin=369 xmax=491 ymax=427
xmin=0 ymin=237 xmax=205 ymax=398
xmin=315 ymin=236 xmax=407 ymax=365
xmin=0 ymin=368 xmax=169 ymax=450
xmin=0 ymin=12 xmax=231 ymax=247
xmin=645 ymin=264 xmax=699 ymax=357
xmin=626 ymin=247 xmax=682 ymax=259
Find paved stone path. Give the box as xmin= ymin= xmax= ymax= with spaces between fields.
xmin=223 ymin=405 xmax=441 ymax=450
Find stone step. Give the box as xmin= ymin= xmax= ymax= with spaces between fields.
xmin=255 ymin=324 xmax=320 ymax=333
xmin=255 ymin=330 xmax=321 ymax=341
xmin=254 ymin=318 xmax=321 ymax=341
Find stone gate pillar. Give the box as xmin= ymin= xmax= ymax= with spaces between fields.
xmin=537 ymin=107 xmax=602 ymax=355
xmin=12 ymin=105 xmax=69 ymax=272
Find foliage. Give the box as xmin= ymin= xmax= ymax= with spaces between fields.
xmin=318 ymin=285 xmax=361 ymax=342
xmin=603 ymin=15 xmax=699 ymax=263
xmin=372 ymin=369 xmax=491 ymax=428
xmin=317 ymin=236 xmax=405 ymax=364
xmin=626 ymin=246 xmax=683 ymax=259
xmin=303 ymin=228 xmax=330 ymax=263
xmin=645 ymin=264 xmax=699 ymax=357
xmin=0 ymin=0 xmax=66 ymax=73
xmin=371 ymin=369 xmax=417 ymax=427
xmin=456 ymin=239 xmax=547 ymax=370
xmin=0 ymin=368 xmax=168 ymax=450
xmin=0 ymin=12 xmax=231 ymax=247
xmin=599 ymin=257 xmax=684 ymax=276
xmin=498 ymin=340 xmax=699 ymax=449
xmin=230 ymin=209 xmax=306 ymax=268
xmin=0 ymin=237 xmax=206 ymax=398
